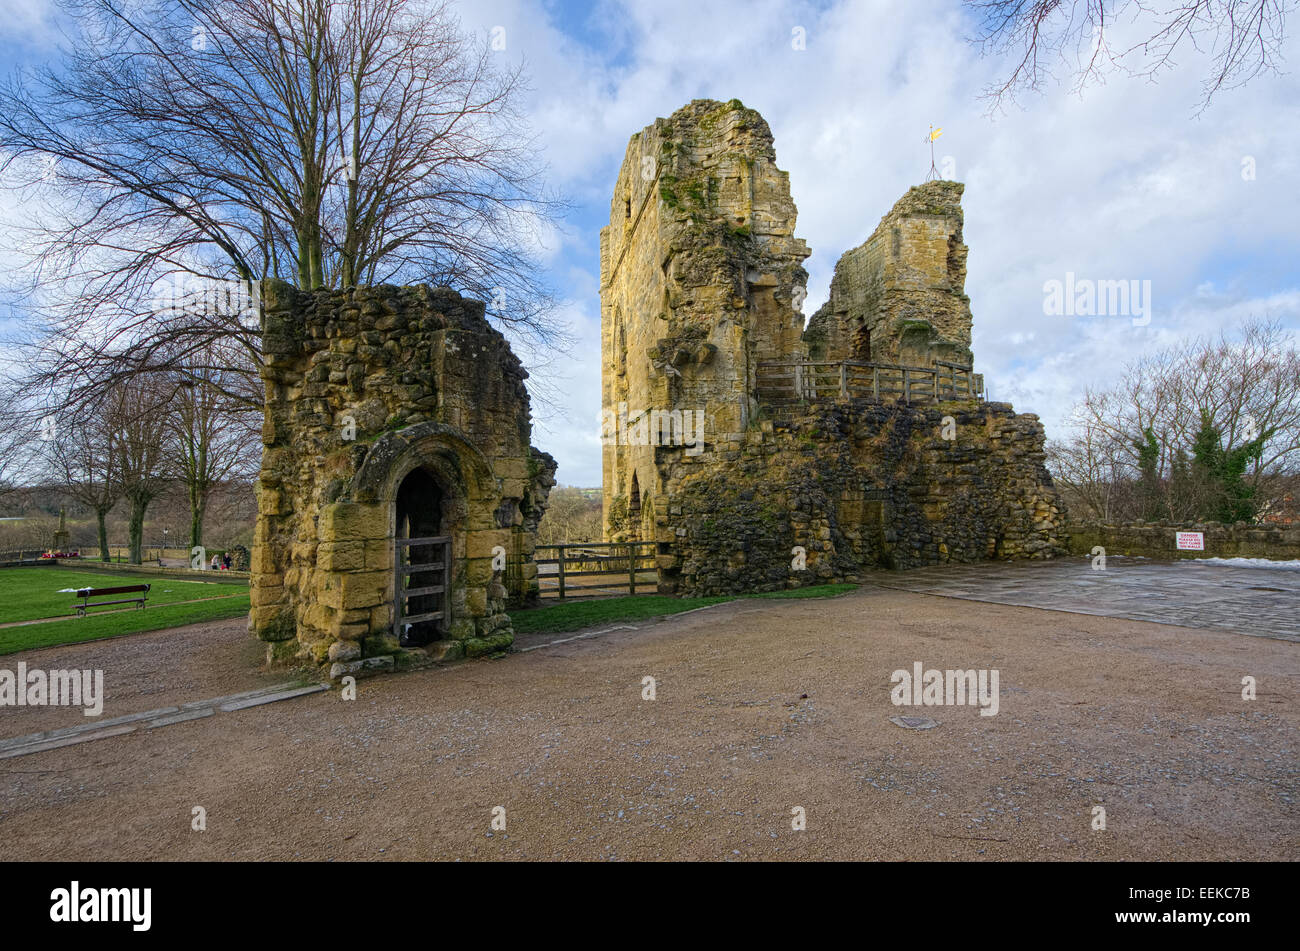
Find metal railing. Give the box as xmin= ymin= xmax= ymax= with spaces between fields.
xmin=0 ymin=549 xmax=52 ymax=565
xmin=756 ymin=359 xmax=982 ymax=404
xmin=534 ymin=541 xmax=657 ymax=599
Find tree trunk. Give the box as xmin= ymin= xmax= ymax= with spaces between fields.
xmin=96 ymin=507 xmax=110 ymax=562
xmin=189 ymin=481 xmax=206 ymax=550
xmin=127 ymin=493 xmax=149 ymax=564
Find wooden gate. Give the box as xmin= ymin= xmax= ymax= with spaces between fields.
xmin=394 ymin=535 xmax=451 ymax=639
xmin=533 ymin=541 xmax=657 ymax=599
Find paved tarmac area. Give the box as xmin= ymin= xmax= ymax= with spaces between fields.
xmin=872 ymin=557 xmax=1299 ymax=642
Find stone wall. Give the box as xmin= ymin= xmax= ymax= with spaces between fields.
xmin=654 ymin=401 xmax=1064 ymax=595
xmin=1067 ymin=522 xmax=1300 ymax=561
xmin=251 ymin=281 xmax=555 ymax=677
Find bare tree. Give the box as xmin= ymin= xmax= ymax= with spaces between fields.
xmin=536 ymin=487 xmax=604 ymax=545
xmin=0 ymin=0 xmax=562 ymax=418
xmin=1046 ymin=412 xmax=1133 ymax=521
xmin=1049 ymin=318 xmax=1300 ymax=522
xmin=108 ymin=377 xmax=171 ymax=564
xmin=0 ymin=417 xmax=23 ymax=506
xmin=38 ymin=399 xmax=122 ymax=562
xmin=166 ymin=354 xmax=262 ymax=552
xmin=966 ymin=0 xmax=1298 ymax=111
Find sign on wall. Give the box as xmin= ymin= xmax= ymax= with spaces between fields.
xmin=1175 ymin=532 xmax=1205 ymax=551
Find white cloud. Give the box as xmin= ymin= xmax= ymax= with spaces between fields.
xmin=4 ymin=0 xmax=1296 ymax=489
xmin=0 ymin=0 xmax=60 ymax=47
xmin=456 ymin=0 xmax=1299 ymax=486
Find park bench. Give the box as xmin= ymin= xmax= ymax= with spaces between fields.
xmin=73 ymin=583 xmax=150 ymax=617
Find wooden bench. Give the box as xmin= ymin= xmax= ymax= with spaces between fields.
xmin=73 ymin=584 xmax=150 ymax=617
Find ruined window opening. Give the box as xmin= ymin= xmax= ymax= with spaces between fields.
xmin=628 ymin=472 xmax=641 ymax=537
xmin=852 ymin=324 xmax=872 ymax=361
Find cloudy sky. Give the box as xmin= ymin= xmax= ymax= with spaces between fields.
xmin=3 ymin=0 xmax=1298 ymax=486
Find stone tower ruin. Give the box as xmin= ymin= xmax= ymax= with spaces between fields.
xmin=599 ymin=98 xmax=811 ymax=542
xmin=601 ymin=99 xmax=1065 ymax=594
xmin=250 ymin=281 xmax=555 ymax=677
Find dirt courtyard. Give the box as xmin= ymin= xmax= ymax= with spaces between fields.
xmin=0 ymin=584 xmax=1296 ymax=861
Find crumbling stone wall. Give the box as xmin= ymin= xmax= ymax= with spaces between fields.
xmin=804 ymin=182 xmax=974 ymax=368
xmin=655 ymin=402 xmax=1064 ymax=594
xmin=601 ymin=100 xmax=1066 ymax=594
xmin=251 ymin=281 xmax=555 ymax=677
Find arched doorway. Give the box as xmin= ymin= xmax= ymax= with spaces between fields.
xmin=395 ymin=466 xmax=449 ymax=647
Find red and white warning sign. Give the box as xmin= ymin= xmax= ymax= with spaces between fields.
xmin=1175 ymin=532 xmax=1205 ymax=551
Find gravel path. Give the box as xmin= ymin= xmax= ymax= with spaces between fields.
xmin=0 ymin=587 xmax=1295 ymax=860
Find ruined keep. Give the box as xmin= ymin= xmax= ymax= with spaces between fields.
xmin=250 ymin=281 xmax=556 ymax=677
xmin=601 ymin=99 xmax=1066 ymax=594
xmin=803 ymin=182 xmax=976 ymax=369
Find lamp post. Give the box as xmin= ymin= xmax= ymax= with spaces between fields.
xmin=162 ymin=527 xmax=168 ymax=566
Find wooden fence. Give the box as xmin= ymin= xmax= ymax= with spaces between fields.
xmin=756 ymin=359 xmax=981 ymax=404
xmin=534 ymin=541 xmax=658 ymax=599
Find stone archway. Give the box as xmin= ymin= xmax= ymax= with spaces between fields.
xmin=306 ymin=421 xmax=519 ymax=670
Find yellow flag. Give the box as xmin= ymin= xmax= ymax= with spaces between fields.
xmin=929 ymin=127 xmax=943 ymax=142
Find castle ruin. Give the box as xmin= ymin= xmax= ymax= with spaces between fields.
xmin=601 ymin=99 xmax=1065 ymax=594
xmin=250 ymin=281 xmax=555 ymax=677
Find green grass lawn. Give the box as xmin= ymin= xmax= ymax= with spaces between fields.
xmin=509 ymin=583 xmax=859 ymax=636
xmin=746 ymin=583 xmax=859 ymax=599
xmin=0 ymin=566 xmax=249 ymax=625
xmin=0 ymin=594 xmax=251 ymax=655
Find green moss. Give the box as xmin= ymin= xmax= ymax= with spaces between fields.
xmin=464 ymin=631 xmax=513 ymax=657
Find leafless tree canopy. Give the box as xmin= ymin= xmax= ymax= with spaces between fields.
xmin=38 ymin=397 xmax=122 ymax=560
xmin=966 ymin=0 xmax=1298 ymax=110
xmin=1048 ymin=318 xmax=1300 ymax=522
xmin=165 ymin=352 xmax=262 ymax=549
xmin=0 ymin=0 xmax=562 ymax=417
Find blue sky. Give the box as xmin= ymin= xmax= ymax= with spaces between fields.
xmin=3 ymin=0 xmax=1298 ymax=487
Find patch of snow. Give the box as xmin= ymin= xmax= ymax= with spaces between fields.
xmin=1197 ymin=557 xmax=1300 ymax=571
